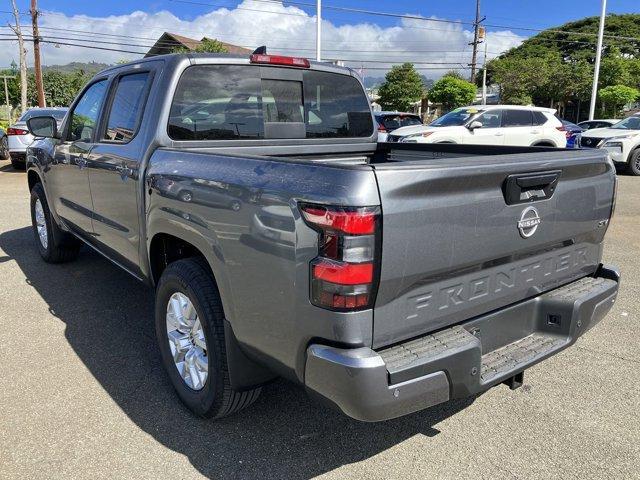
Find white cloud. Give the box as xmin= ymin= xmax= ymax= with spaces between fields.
xmin=4 ymin=0 xmax=525 ymax=79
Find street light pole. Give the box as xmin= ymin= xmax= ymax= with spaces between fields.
xmin=316 ymin=0 xmax=321 ymax=61
xmin=589 ymin=0 xmax=607 ymax=120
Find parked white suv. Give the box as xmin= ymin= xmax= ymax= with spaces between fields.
xmin=579 ymin=114 xmax=640 ymax=175
xmin=388 ymin=105 xmax=567 ymax=147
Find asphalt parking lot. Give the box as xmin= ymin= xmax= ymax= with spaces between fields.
xmin=0 ymin=158 xmax=638 ymax=480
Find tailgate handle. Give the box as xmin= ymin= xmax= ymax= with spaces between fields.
xmin=503 ymin=170 xmax=561 ymax=205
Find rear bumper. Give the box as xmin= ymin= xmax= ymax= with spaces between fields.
xmin=9 ymin=151 xmax=26 ymax=164
xmin=304 ymin=265 xmax=620 ymax=422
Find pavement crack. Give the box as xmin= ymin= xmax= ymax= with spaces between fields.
xmin=575 ymin=345 xmax=640 ymax=365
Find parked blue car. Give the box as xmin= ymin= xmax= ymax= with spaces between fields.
xmin=560 ymin=119 xmax=584 ymax=148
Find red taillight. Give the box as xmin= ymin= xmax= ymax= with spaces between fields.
xmin=7 ymin=127 xmax=29 ymax=135
xmin=250 ymin=54 xmax=310 ymax=68
xmin=313 ymin=261 xmax=373 ymax=285
xmin=378 ymin=124 xmax=387 ymax=133
xmin=301 ymin=205 xmax=376 ymax=235
xmin=301 ymin=203 xmax=380 ymax=311
xmin=556 ymin=126 xmax=570 ymax=138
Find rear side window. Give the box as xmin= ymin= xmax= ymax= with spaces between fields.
xmin=103 ymin=72 xmax=150 ymax=143
xmin=532 ymin=111 xmax=548 ymax=126
xmin=168 ymin=65 xmax=372 ymax=140
xmin=503 ymin=109 xmax=533 ymax=127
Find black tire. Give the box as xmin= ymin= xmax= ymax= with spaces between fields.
xmin=30 ymin=182 xmax=81 ymax=263
xmin=627 ymin=149 xmax=640 ymax=176
xmin=155 ymin=258 xmax=261 ymax=418
xmin=0 ymin=136 xmax=8 ymax=160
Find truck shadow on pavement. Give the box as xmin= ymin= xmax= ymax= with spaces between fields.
xmin=1 ymin=226 xmax=475 ymax=480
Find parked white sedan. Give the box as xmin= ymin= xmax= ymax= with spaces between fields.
xmin=388 ymin=105 xmax=567 ymax=147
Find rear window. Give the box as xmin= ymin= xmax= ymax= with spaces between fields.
xmin=168 ymin=65 xmax=373 ymax=140
xmin=378 ymin=114 xmax=422 ymax=130
xmin=532 ymin=111 xmax=548 ymax=126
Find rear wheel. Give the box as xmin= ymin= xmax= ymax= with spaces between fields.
xmin=627 ymin=149 xmax=640 ymax=176
xmin=30 ymin=183 xmax=81 ymax=262
xmin=155 ymin=258 xmax=261 ymax=418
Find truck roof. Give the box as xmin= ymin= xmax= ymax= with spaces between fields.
xmin=96 ymin=52 xmax=357 ymax=78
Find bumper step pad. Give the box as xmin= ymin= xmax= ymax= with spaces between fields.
xmin=380 ymin=326 xmax=475 ymax=374
xmin=480 ymin=333 xmax=565 ymax=383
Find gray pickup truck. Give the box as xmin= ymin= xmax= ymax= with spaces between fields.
xmin=24 ymin=53 xmax=619 ymax=422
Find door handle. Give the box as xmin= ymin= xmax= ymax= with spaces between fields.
xmin=531 ymin=130 xmax=541 ymax=134
xmin=494 ymin=132 xmax=504 ymax=136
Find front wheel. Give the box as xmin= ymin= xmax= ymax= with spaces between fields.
xmin=0 ymin=136 xmax=8 ymax=160
xmin=627 ymin=149 xmax=640 ymax=176
xmin=155 ymin=258 xmax=261 ymax=418
xmin=30 ymin=183 xmax=81 ymax=263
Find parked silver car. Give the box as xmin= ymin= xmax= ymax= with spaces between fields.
xmin=8 ymin=107 xmax=68 ymax=169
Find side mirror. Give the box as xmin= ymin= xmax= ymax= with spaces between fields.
xmin=468 ymin=120 xmax=483 ymax=130
xmin=27 ymin=116 xmax=58 ymax=139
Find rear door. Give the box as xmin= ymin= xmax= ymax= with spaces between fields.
xmin=502 ymin=109 xmax=538 ymax=146
xmin=85 ymin=67 xmax=156 ymax=274
xmin=371 ymin=149 xmax=615 ymax=347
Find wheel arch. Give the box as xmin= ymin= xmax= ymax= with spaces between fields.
xmin=27 ymin=169 xmax=42 ymax=191
xmin=148 ymin=230 xmax=276 ymax=390
xmin=626 ymin=143 xmax=640 ymax=164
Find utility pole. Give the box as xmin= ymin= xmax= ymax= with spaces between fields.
xmin=9 ymin=0 xmax=27 ymax=114
xmin=469 ymin=0 xmax=484 ymax=82
xmin=30 ymin=0 xmax=46 ymax=107
xmin=316 ymin=0 xmax=322 ymax=61
xmin=479 ymin=27 xmax=488 ymax=105
xmin=589 ymin=0 xmax=607 ymax=120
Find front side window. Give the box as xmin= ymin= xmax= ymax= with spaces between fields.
xmin=68 ymin=80 xmax=108 ymax=142
xmin=168 ymin=65 xmax=372 ymax=140
xmin=475 ymin=110 xmax=502 ymax=128
xmin=103 ymin=72 xmax=150 ymax=143
xmin=503 ymin=109 xmax=533 ymax=127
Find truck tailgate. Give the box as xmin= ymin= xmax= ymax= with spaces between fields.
xmin=371 ymin=150 xmax=615 ymax=348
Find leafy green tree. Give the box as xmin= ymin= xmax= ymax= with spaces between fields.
xmin=599 ymin=48 xmax=631 ymax=88
xmin=427 ymin=74 xmax=477 ymax=111
xmin=377 ymin=63 xmax=425 ymax=111
xmin=171 ymin=38 xmax=228 ymax=54
xmin=488 ymin=56 xmax=551 ymax=105
xmin=598 ymin=85 xmax=639 ymax=116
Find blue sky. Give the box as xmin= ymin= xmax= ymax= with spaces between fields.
xmin=1 ymin=1 xmax=638 ymax=74
xmin=18 ymin=0 xmax=639 ymax=31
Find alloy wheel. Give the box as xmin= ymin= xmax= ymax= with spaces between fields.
xmin=166 ymin=292 xmax=208 ymax=390
xmin=34 ymin=198 xmax=48 ymax=249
